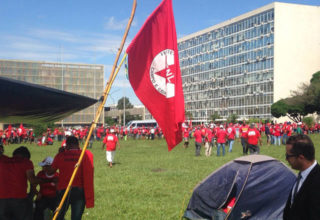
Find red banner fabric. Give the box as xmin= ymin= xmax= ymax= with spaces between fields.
xmin=126 ymin=0 xmax=185 ymax=151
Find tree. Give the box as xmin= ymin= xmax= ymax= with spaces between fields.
xmin=210 ymin=112 xmax=221 ymax=122
xmin=271 ymin=99 xmax=288 ymax=118
xmin=227 ymin=114 xmax=238 ymax=124
xmin=32 ymin=122 xmax=56 ymax=137
xmin=185 ymin=110 xmax=193 ymax=120
xmin=105 ymin=116 xmax=116 ymax=126
xmin=117 ymin=97 xmax=133 ymax=110
xmin=122 ymin=112 xmax=142 ymax=124
xmin=271 ymin=98 xmax=307 ymax=123
xmin=302 ymin=116 xmax=314 ymax=128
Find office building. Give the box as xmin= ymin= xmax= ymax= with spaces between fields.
xmin=178 ymin=2 xmax=320 ymax=122
xmin=0 ymin=59 xmax=104 ymax=125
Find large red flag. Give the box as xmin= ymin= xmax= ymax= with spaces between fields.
xmin=126 ymin=0 xmax=185 ymax=151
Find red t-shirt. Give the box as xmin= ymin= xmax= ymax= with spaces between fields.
xmin=6 ymin=156 xmax=34 ymax=198
xmin=103 ymin=134 xmax=118 ymax=151
xmin=37 ymin=170 xmax=59 ymax=197
xmin=274 ymin=126 xmax=281 ymax=136
xmin=183 ymin=128 xmax=189 ymax=138
xmin=227 ymin=127 xmax=236 ymax=140
xmin=216 ymin=129 xmax=227 ymax=144
xmin=52 ymin=149 xmax=84 ymax=190
xmin=205 ymin=128 xmax=212 ymax=142
xmin=0 ymin=155 xmax=10 ymax=198
xmin=247 ymin=128 xmax=261 ymax=145
xmin=193 ymin=129 xmax=202 ymax=143
xmin=240 ymin=125 xmax=249 ymax=138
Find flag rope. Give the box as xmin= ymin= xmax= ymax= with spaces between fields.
xmin=52 ymin=1 xmax=137 ymax=219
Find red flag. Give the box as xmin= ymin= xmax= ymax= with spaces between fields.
xmin=126 ymin=0 xmax=185 ymax=151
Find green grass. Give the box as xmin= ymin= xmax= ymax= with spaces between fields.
xmin=3 ymin=134 xmax=320 ymax=219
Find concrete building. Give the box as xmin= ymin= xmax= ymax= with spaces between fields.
xmin=178 ymin=2 xmax=320 ymax=122
xmin=0 ymin=59 xmax=104 ymax=125
xmin=105 ymin=105 xmax=146 ymax=125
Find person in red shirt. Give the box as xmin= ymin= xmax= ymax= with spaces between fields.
xmin=216 ymin=125 xmax=227 ymax=156
xmin=193 ymin=127 xmax=202 ymax=156
xmin=204 ymin=127 xmax=213 ymax=156
xmin=183 ymin=127 xmax=190 ymax=148
xmin=246 ymin=123 xmax=262 ymax=154
xmin=51 ymin=136 xmax=94 ymax=220
xmin=274 ymin=124 xmax=282 ymax=146
xmin=34 ymin=156 xmax=59 ymax=220
xmin=239 ymin=121 xmax=249 ymax=155
xmin=227 ymin=123 xmax=236 ymax=152
xmin=102 ymin=129 xmax=120 ymax=168
xmin=0 ymin=146 xmax=38 ymax=220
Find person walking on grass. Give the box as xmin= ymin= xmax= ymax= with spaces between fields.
xmin=193 ymin=127 xmax=202 ymax=156
xmin=102 ymin=129 xmax=120 ymax=168
xmin=216 ymin=125 xmax=227 ymax=156
xmin=50 ymin=136 xmax=94 ymax=220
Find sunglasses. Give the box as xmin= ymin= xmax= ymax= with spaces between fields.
xmin=285 ymin=153 xmax=298 ymax=159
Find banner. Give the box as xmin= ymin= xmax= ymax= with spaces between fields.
xmin=126 ymin=0 xmax=185 ymax=150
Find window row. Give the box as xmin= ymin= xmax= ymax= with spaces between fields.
xmin=178 ymin=10 xmax=274 ymax=50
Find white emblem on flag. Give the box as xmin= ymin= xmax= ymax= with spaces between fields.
xmin=150 ymin=49 xmax=175 ymax=98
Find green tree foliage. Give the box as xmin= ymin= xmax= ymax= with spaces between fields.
xmin=105 ymin=116 xmax=116 ymax=126
xmin=210 ymin=112 xmax=221 ymax=122
xmin=302 ymin=117 xmax=314 ymax=128
xmin=185 ymin=111 xmax=193 ymax=120
xmin=271 ymin=70 xmax=320 ymax=122
xmin=32 ymin=122 xmax=56 ymax=137
xmin=117 ymin=97 xmax=133 ymax=110
xmin=227 ymin=114 xmax=238 ymax=124
xmin=271 ymin=99 xmax=288 ymax=118
xmin=122 ymin=112 xmax=142 ymax=125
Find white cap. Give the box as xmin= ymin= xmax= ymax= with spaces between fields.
xmin=65 ymin=131 xmax=72 ymax=136
xmin=220 ymin=125 xmax=224 ymax=128
xmin=110 ymin=129 xmax=115 ymax=133
xmin=38 ymin=156 xmax=53 ymax=166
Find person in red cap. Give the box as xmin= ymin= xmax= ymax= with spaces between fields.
xmin=33 ymin=156 xmax=59 ymax=220
xmin=102 ymin=129 xmax=120 ymax=168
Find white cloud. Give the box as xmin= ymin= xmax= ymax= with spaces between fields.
xmin=104 ymin=16 xmax=137 ymax=31
xmin=0 ymin=28 xmax=129 ymax=63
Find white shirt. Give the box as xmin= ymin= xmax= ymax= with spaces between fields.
xmin=291 ymin=160 xmax=317 ymax=204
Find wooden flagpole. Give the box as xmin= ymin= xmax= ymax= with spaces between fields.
xmin=52 ymin=1 xmax=137 ymax=219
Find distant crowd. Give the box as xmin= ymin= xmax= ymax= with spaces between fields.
xmin=0 ymin=121 xmax=319 ymax=148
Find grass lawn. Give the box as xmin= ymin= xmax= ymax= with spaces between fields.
xmin=3 ymin=134 xmax=320 ymax=219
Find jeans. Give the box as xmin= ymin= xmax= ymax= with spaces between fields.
xmin=241 ymin=137 xmax=247 ymax=154
xmin=247 ymin=144 xmax=260 ymax=154
xmin=34 ymin=196 xmax=58 ymax=220
xmin=195 ymin=142 xmax=201 ymax=156
xmin=275 ymin=136 xmax=281 ymax=146
xmin=56 ymin=187 xmax=85 ymax=220
xmin=0 ymin=198 xmax=27 ymax=220
xmin=282 ymin=134 xmax=288 ymax=145
xmin=228 ymin=139 xmax=234 ymax=152
xmin=217 ymin=143 xmax=225 ymax=156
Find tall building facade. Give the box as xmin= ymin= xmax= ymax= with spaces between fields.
xmin=178 ymin=2 xmax=320 ymax=122
xmin=0 ymin=59 xmax=105 ymax=125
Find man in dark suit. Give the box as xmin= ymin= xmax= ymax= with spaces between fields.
xmin=283 ymin=134 xmax=320 ymax=220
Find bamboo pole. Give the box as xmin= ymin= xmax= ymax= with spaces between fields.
xmin=52 ymin=1 xmax=137 ymax=219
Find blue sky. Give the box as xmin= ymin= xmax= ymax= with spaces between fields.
xmin=0 ymin=0 xmax=319 ymax=105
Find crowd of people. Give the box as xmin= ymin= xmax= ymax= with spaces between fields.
xmin=0 ymin=120 xmax=319 ymax=219
xmin=0 ymin=136 xmax=94 ymax=220
xmin=182 ymin=121 xmax=320 ymax=157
